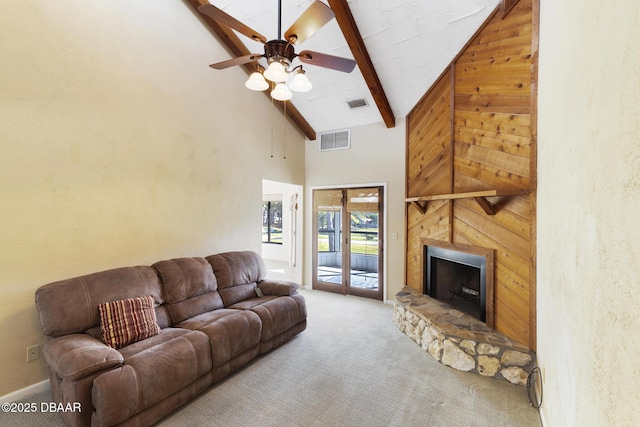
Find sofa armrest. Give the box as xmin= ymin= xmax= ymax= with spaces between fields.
xmin=43 ymin=334 xmax=124 ymax=381
xmin=257 ymin=280 xmax=299 ymax=296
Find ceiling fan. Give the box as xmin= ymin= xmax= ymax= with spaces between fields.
xmin=198 ymin=0 xmax=357 ymax=100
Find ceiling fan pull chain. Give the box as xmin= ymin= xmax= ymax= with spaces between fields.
xmin=283 ymin=100 xmax=287 ymax=159
xmin=271 ymin=93 xmax=275 ymax=158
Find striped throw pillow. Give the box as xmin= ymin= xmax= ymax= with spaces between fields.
xmin=99 ymin=295 xmax=161 ymax=349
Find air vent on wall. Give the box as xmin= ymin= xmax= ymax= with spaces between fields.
xmin=319 ymin=129 xmax=350 ymax=151
xmin=347 ymin=98 xmax=368 ymax=109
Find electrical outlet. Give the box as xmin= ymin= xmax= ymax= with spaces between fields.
xmin=26 ymin=345 xmax=40 ymax=362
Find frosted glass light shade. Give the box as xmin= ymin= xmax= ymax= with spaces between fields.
xmin=245 ymin=72 xmax=269 ymax=91
xmin=264 ymin=61 xmax=288 ymax=83
xmin=289 ymin=72 xmax=312 ymax=92
xmin=271 ymin=83 xmax=292 ymax=101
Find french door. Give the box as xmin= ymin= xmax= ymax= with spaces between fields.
xmin=312 ymin=186 xmax=383 ymax=300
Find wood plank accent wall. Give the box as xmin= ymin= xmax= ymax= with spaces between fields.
xmin=405 ymin=0 xmax=536 ymax=350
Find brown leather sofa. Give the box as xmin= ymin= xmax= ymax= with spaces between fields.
xmin=35 ymin=251 xmax=307 ymax=427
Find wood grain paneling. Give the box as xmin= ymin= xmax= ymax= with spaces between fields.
xmin=407 ymin=69 xmax=453 ymax=198
xmin=406 ymin=200 xmax=451 ymax=289
xmin=405 ymin=0 xmax=536 ymax=349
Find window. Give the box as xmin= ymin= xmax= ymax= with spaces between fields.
xmin=262 ymin=197 xmax=283 ymax=244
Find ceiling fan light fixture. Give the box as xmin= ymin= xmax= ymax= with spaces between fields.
xmin=245 ymin=71 xmax=269 ymax=91
xmin=289 ymin=68 xmax=312 ymax=93
xmin=200 ymin=1 xmax=357 ymax=106
xmin=271 ymin=83 xmax=293 ymax=101
xmin=264 ymin=60 xmax=289 ymax=83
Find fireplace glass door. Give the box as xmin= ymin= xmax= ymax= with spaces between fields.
xmin=312 ymin=187 xmax=383 ymax=300
xmin=425 ymin=245 xmax=488 ymax=323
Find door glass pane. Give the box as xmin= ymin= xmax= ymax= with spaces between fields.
xmin=262 ymin=197 xmax=283 ymax=244
xmin=348 ymin=188 xmax=379 ymax=290
xmin=262 ymin=201 xmax=269 ymax=243
xmin=316 ymin=210 xmax=342 ymax=285
xmin=269 ymin=201 xmax=283 ymax=244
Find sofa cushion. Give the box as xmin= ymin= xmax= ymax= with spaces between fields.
xmin=91 ymin=328 xmax=212 ymax=427
xmin=230 ymin=294 xmax=307 ymax=344
xmin=206 ymin=251 xmax=266 ymax=287
xmin=36 ymin=266 xmax=164 ymax=337
xmin=218 ymin=283 xmax=259 ymax=307
xmin=153 ymin=257 xmax=224 ymax=324
xmin=206 ymin=251 xmax=266 ymax=306
xmin=99 ymin=295 xmax=161 ymax=349
xmin=175 ymin=309 xmax=261 ymax=368
xmin=228 ymin=295 xmax=279 ymax=310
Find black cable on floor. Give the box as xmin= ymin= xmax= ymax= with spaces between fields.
xmin=527 ymin=366 xmax=543 ymax=408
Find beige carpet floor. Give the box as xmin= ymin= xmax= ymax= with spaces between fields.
xmin=2 ymin=288 xmax=542 ymax=426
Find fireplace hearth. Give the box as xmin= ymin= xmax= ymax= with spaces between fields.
xmin=393 ymin=287 xmax=535 ymax=386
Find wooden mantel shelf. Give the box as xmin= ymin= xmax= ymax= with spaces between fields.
xmin=405 ymin=189 xmax=528 ymax=216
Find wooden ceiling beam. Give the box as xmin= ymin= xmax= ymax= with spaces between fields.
xmin=328 ymin=0 xmax=395 ymax=129
xmin=501 ymin=0 xmax=520 ymax=18
xmin=186 ymin=0 xmax=317 ymax=140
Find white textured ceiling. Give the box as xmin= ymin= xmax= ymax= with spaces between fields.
xmin=207 ymin=0 xmax=500 ymax=134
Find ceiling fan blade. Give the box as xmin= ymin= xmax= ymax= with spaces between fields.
xmin=297 ymin=50 xmax=356 ymax=73
xmin=209 ymin=54 xmax=263 ymax=70
xmin=198 ymin=4 xmax=267 ymax=44
xmin=284 ymin=1 xmax=335 ymax=45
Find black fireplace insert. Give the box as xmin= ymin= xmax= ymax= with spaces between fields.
xmin=424 ymin=245 xmax=487 ymax=323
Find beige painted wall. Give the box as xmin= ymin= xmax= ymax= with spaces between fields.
xmin=537 ymin=1 xmax=640 ymax=425
xmin=0 ymin=0 xmax=304 ymax=396
xmin=304 ymin=121 xmax=406 ymax=302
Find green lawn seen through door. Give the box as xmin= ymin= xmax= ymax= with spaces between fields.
xmin=317 ymin=232 xmax=378 ymax=254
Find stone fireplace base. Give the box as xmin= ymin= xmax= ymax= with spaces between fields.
xmin=394 ymin=287 xmax=535 ymax=386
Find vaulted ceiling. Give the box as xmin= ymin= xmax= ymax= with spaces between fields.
xmin=186 ymin=0 xmax=501 ymax=140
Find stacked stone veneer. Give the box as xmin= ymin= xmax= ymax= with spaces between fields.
xmin=394 ymin=287 xmax=535 ymax=386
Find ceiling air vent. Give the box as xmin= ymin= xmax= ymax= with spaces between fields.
xmin=347 ymin=98 xmax=368 ymax=109
xmin=319 ymin=129 xmax=350 ymax=151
